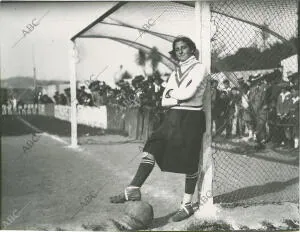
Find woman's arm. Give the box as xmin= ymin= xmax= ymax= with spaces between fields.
xmin=161 ymin=73 xmax=178 ymax=107
xmin=169 ymin=64 xmax=205 ymax=100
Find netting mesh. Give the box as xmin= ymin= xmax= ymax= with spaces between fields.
xmin=210 ymin=0 xmax=299 ymax=206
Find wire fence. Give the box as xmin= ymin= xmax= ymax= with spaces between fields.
xmin=210 ymin=0 xmax=299 ymax=206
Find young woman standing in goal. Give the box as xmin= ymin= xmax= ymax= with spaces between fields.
xmin=110 ymin=36 xmax=207 ymax=222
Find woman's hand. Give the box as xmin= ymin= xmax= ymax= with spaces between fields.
xmin=161 ymin=95 xmax=178 ymax=107
xmin=165 ymin=89 xmax=174 ymax=99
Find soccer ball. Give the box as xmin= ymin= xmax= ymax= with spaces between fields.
xmin=112 ymin=201 xmax=154 ymax=230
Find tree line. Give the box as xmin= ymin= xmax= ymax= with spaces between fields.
xmin=212 ymin=37 xmax=298 ymax=72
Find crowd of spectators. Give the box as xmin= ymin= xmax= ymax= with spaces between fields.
xmin=3 ymin=67 xmax=298 ymax=151
xmin=211 ymin=69 xmax=299 ymax=149
xmin=2 ymin=73 xmax=166 ymax=109
xmin=51 ymin=73 xmax=166 ymax=110
xmin=52 ymin=87 xmax=93 ymax=106
xmin=49 ymin=73 xmax=166 ymax=127
xmin=87 ymin=74 xmax=165 ymax=108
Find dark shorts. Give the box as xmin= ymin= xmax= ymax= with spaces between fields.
xmin=143 ymin=109 xmax=206 ymax=174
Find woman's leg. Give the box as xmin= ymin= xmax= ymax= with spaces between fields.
xmin=183 ymin=172 xmax=198 ymax=204
xmin=129 ymin=152 xmax=155 ymax=187
xmin=172 ymin=172 xmax=198 ymax=222
xmin=110 ymin=152 xmax=155 ymax=203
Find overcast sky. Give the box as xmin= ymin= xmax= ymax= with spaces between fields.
xmin=0 ymin=2 xmax=173 ymax=87
xmin=0 ymin=1 xmax=297 ymax=87
xmin=0 ymin=3 xmax=119 ymax=82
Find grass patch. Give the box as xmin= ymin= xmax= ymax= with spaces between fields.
xmin=186 ymin=220 xmax=233 ymax=231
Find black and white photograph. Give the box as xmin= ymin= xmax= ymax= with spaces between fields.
xmin=0 ymin=0 xmax=299 ymax=231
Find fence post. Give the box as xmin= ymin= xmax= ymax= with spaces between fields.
xmin=195 ymin=0 xmax=213 ymax=210
xmin=69 ymin=40 xmax=78 ymax=148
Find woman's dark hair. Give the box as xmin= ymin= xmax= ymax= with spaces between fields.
xmin=169 ymin=36 xmax=198 ymax=61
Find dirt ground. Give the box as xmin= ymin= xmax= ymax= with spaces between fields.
xmin=1 ymin=115 xmax=299 ymax=231
xmin=1 ymin=119 xmax=185 ymax=230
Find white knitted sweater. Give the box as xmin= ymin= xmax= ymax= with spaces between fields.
xmin=162 ymin=55 xmax=207 ymax=111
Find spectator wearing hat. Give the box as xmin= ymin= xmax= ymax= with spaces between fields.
xmin=11 ymin=95 xmax=17 ymax=114
xmin=288 ymin=72 xmax=299 ymax=88
xmin=64 ymin=88 xmax=71 ymax=105
xmin=276 ymin=82 xmax=292 ymax=147
xmin=262 ymin=73 xmax=274 ymax=141
xmin=269 ymin=70 xmax=283 ymax=105
xmin=215 ymin=88 xmax=233 ymax=138
xmin=243 ymin=75 xmax=258 ymax=141
xmin=216 ymin=79 xmax=233 ymax=138
xmin=287 ymin=86 xmax=299 ymax=148
xmin=88 ymin=81 xmax=102 ymax=106
xmin=59 ymin=93 xmax=67 ymax=105
xmin=53 ymin=91 xmax=60 ymax=104
xmin=248 ymin=74 xmax=268 ymax=149
xmin=231 ymin=87 xmax=244 ymax=137
xmin=241 ymin=80 xmax=255 ymax=140
xmin=210 ymin=79 xmax=219 ymax=134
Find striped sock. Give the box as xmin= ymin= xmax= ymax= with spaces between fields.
xmin=184 ymin=202 xmax=192 ymax=207
xmin=182 ymin=193 xmax=193 ymax=205
xmin=185 ymin=172 xmax=198 ymax=194
xmin=130 ymin=156 xmax=155 ymax=187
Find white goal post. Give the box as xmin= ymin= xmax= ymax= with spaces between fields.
xmin=195 ymin=0 xmax=213 ymax=209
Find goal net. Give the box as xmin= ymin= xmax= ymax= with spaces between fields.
xmin=210 ymin=0 xmax=298 ymax=206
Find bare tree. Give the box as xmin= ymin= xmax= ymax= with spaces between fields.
xmin=136 ymin=47 xmax=162 ymax=79
xmin=148 ymin=47 xmax=162 ymax=73
xmin=136 ymin=49 xmax=147 ymax=78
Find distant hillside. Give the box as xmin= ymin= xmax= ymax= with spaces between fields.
xmin=1 ymin=76 xmax=69 ymax=89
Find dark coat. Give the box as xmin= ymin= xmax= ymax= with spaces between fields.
xmin=249 ymin=83 xmax=268 ymax=114
xmin=277 ymin=92 xmax=292 ymax=116
xmin=288 ymin=97 xmax=299 ymax=125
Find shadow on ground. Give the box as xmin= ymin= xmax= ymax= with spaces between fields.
xmin=214 ymin=177 xmax=299 ymax=204
xmin=1 ymin=115 xmax=124 ymax=137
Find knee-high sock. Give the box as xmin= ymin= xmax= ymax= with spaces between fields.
xmin=130 ymin=154 xmax=155 ymax=187
xmin=182 ymin=193 xmax=193 ymax=205
xmin=185 ymin=172 xmax=198 ymax=194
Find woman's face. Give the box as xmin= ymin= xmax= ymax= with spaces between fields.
xmin=174 ymin=40 xmax=193 ymax=62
